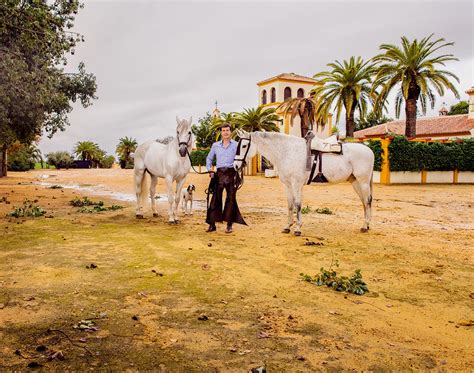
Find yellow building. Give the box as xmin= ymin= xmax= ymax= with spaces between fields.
xmin=257 ymin=72 xmax=332 ymax=138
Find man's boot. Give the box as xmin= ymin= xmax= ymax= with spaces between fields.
xmin=206 ymin=223 xmax=216 ymax=232
xmin=225 ymin=223 xmax=233 ymax=234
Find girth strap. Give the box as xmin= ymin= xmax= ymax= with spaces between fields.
xmin=307 ymin=151 xmax=328 ymax=184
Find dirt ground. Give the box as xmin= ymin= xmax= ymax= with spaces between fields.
xmin=0 ymin=168 xmax=473 ymax=371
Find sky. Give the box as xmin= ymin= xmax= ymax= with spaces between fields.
xmin=39 ymin=0 xmax=474 ymax=157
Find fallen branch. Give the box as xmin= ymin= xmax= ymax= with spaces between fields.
xmin=47 ymin=329 xmax=93 ymax=356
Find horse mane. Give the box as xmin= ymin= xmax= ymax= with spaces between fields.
xmin=156 ymin=136 xmax=175 ymax=145
xmin=252 ymin=131 xmax=301 ymax=142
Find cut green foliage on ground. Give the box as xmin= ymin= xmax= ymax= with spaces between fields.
xmin=7 ymin=199 xmax=46 ymax=218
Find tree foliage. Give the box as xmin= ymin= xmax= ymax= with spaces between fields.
xmin=355 ymin=111 xmax=392 ymax=132
xmin=46 ymin=151 xmax=73 ymax=169
xmin=0 ymin=0 xmax=97 ymax=176
xmin=312 ymin=56 xmax=375 ymax=138
xmin=191 ymin=112 xmax=215 ymax=149
xmin=447 ymin=101 xmax=469 ymax=115
xmin=372 ymin=34 xmax=459 ymax=137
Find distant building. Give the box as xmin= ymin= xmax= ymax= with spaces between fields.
xmin=354 ymin=87 xmax=474 ymax=140
xmin=257 ymin=73 xmax=332 ymax=138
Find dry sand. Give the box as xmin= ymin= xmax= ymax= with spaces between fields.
xmin=0 ymin=169 xmax=473 ymax=371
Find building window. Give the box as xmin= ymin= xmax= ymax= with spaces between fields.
xmin=271 ymin=87 xmax=276 ymax=103
xmin=262 ymin=90 xmax=267 ymax=105
xmin=297 ymin=88 xmax=304 ymax=98
xmin=284 ymin=87 xmax=292 ymax=100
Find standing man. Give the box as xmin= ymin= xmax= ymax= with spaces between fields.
xmin=205 ymin=123 xmax=246 ymax=233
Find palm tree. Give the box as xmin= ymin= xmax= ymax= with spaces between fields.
xmin=209 ymin=112 xmax=237 ymax=140
xmin=311 ymin=56 xmax=375 ymax=138
xmin=232 ymin=107 xmax=280 ymax=135
xmin=74 ymin=141 xmax=101 ymax=161
xmin=372 ymin=34 xmax=460 ymax=138
xmin=277 ymin=97 xmax=320 ymax=137
xmin=116 ymin=136 xmax=138 ymax=167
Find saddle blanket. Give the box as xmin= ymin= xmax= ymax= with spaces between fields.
xmin=310 ymin=134 xmax=342 ymax=153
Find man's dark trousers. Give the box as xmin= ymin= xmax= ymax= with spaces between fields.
xmin=206 ymin=167 xmax=246 ymax=226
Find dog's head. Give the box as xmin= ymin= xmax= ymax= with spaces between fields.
xmin=187 ymin=184 xmax=196 ymax=194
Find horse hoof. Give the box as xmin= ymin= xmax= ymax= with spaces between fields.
xmin=153 ymin=213 xmax=159 ymax=218
xmin=294 ymin=231 xmax=301 ymax=237
xmin=360 ymin=227 xmax=368 ymax=233
xmin=136 ymin=214 xmax=144 ymax=219
xmin=282 ymin=228 xmax=291 ymax=234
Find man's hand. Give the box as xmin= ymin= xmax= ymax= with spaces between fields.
xmin=209 ymin=171 xmax=215 ymax=178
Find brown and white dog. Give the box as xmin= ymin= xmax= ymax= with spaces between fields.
xmin=181 ymin=184 xmax=196 ymax=215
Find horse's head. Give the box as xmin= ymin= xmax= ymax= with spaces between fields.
xmin=176 ymin=116 xmax=193 ymax=157
xmin=233 ymin=129 xmax=255 ymax=171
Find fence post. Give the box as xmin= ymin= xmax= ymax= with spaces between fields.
xmin=251 ymin=156 xmax=257 ymax=176
xmin=380 ymin=138 xmax=391 ymax=185
xmin=453 ymin=169 xmax=459 ymax=184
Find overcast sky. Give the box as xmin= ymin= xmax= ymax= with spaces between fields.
xmin=39 ymin=0 xmax=474 ymax=156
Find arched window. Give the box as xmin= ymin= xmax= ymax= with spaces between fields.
xmin=297 ymin=88 xmax=304 ymax=98
xmin=284 ymin=87 xmax=292 ymax=100
xmin=262 ymin=90 xmax=267 ymax=105
xmin=270 ymin=87 xmax=276 ymax=103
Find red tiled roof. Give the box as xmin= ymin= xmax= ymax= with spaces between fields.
xmin=354 ymin=114 xmax=474 ymax=138
xmin=257 ymin=73 xmax=318 ymax=86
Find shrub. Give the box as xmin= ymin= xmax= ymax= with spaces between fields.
xmin=99 ymin=155 xmax=115 ymax=169
xmin=366 ymin=140 xmax=382 ymax=171
xmin=47 ymin=151 xmax=74 ymax=169
xmin=7 ymin=199 xmax=46 ymax=218
xmin=7 ymin=148 xmax=35 ymax=171
xmin=189 ymin=149 xmax=210 ymax=166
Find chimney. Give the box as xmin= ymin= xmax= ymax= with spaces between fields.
xmin=467 ymin=87 xmax=474 ymax=119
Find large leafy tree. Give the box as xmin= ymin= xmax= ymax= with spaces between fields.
xmin=355 ymin=111 xmax=393 ymax=132
xmin=311 ymin=56 xmax=375 ymax=138
xmin=191 ymin=113 xmax=215 ymax=148
xmin=0 ymin=0 xmax=97 ymax=176
xmin=116 ymin=136 xmax=137 ymax=167
xmin=448 ymin=101 xmax=469 ymax=115
xmin=372 ymin=34 xmax=460 ymax=138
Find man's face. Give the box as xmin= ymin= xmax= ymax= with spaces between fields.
xmin=221 ymin=127 xmax=231 ymax=140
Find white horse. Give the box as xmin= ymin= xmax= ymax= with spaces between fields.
xmin=133 ymin=117 xmax=193 ymax=222
xmin=233 ymin=130 xmax=374 ymax=235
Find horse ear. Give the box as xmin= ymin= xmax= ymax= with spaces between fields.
xmin=176 ymin=116 xmax=180 ymax=125
xmin=189 ymin=117 xmax=192 ymax=125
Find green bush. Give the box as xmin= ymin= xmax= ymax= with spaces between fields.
xmin=366 ymin=140 xmax=383 ymax=171
xmin=189 ymin=149 xmax=209 ymax=166
xmin=7 ymin=148 xmax=35 ymax=171
xmin=47 ymin=151 xmax=74 ymax=169
xmin=99 ymin=155 xmax=115 ymax=169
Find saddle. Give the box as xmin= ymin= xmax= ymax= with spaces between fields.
xmin=305 ymin=131 xmax=343 ymax=184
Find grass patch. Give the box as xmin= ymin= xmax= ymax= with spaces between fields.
xmin=70 ymin=197 xmax=104 ymax=207
xmin=7 ymin=199 xmax=46 ymax=218
xmin=47 ymin=184 xmax=63 ymax=189
xmin=315 ymin=207 xmax=333 ymax=215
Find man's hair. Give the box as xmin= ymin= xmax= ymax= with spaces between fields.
xmin=220 ymin=123 xmax=231 ymax=131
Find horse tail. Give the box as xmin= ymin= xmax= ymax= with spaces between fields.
xmin=369 ymin=170 xmax=373 ymax=207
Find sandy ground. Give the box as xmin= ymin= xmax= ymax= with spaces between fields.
xmin=0 ymin=168 xmax=473 ymax=371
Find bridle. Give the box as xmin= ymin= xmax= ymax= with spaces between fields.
xmin=177 ymin=130 xmax=192 ymax=157
xmin=234 ymin=135 xmax=252 ymax=168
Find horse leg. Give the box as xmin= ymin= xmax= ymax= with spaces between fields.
xmin=134 ymin=168 xmax=146 ymax=218
xmin=173 ymin=178 xmax=186 ymax=222
xmin=165 ymin=176 xmax=175 ymax=223
xmin=149 ymin=175 xmax=159 ymax=217
xmin=351 ymin=180 xmax=372 ymax=232
xmin=292 ymin=183 xmax=303 ymax=236
xmin=282 ymin=184 xmax=294 ymax=233
xmin=190 ymin=198 xmax=193 ymax=215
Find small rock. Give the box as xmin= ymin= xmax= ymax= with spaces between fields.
xmin=229 ymin=347 xmax=237 ymax=352
xmin=207 ymin=243 xmax=212 ymax=247
xmin=132 ymin=315 xmax=139 ymax=321
xmin=296 ymin=355 xmax=305 ymax=361
xmin=198 ymin=314 xmax=208 ymax=321
xmin=251 ymin=367 xmax=266 ymax=373
xmin=35 ymin=345 xmax=47 ymax=352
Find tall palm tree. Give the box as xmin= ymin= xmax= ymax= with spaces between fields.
xmin=277 ymin=97 xmax=320 ymax=137
xmin=372 ymin=34 xmax=460 ymax=138
xmin=311 ymin=56 xmax=375 ymax=138
xmin=74 ymin=141 xmax=101 ymax=161
xmin=232 ymin=107 xmax=280 ymax=135
xmin=116 ymin=136 xmax=138 ymax=164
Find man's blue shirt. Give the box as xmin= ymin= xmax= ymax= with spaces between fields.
xmin=206 ymin=139 xmax=238 ymax=171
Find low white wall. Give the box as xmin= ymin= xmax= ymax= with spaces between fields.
xmin=426 ymin=171 xmax=453 ymax=183
xmin=458 ymin=171 xmax=474 ymax=183
xmin=372 ymin=171 xmax=381 ymax=183
xmin=390 ymin=171 xmax=422 ymax=184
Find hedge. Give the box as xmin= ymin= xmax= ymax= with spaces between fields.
xmin=387 ymin=136 xmax=474 ymax=171
xmin=366 ymin=140 xmax=382 ymax=171
xmin=189 ymin=149 xmax=210 ymax=166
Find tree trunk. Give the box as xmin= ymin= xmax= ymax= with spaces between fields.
xmin=345 ymin=106 xmax=356 ymax=138
xmin=405 ymin=98 xmax=418 ymax=138
xmin=405 ymin=82 xmax=420 ymax=138
xmin=0 ymin=145 xmax=7 ymax=177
